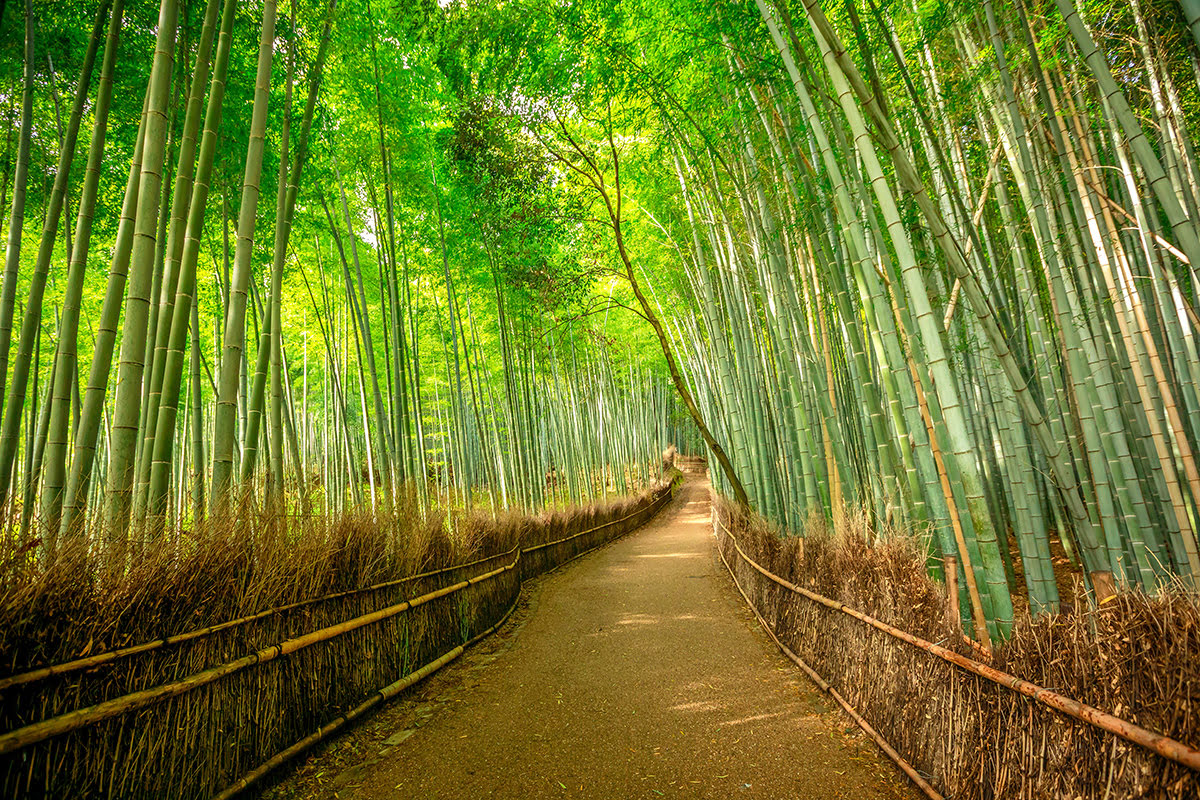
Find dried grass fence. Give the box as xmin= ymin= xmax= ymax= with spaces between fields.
xmin=714 ymin=499 xmax=1200 ymax=800
xmin=0 ymin=480 xmax=677 ymax=799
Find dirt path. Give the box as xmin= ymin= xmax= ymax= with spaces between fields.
xmin=268 ymin=480 xmax=918 ymax=800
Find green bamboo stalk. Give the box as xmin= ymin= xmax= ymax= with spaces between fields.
xmin=210 ymin=0 xmax=277 ymax=509
xmin=40 ymin=0 xmax=125 ymax=535
xmin=101 ymin=0 xmax=179 ymax=546
xmin=144 ymin=0 xmax=236 ymax=524
xmin=0 ymin=0 xmax=35 ymax=422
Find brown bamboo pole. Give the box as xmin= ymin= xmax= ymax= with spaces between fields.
xmin=1073 ymin=168 xmax=1191 ymax=267
xmin=939 ymin=553 xmax=958 ymax=624
xmin=942 ymin=143 xmax=1003 ymax=330
xmin=814 ymin=253 xmax=844 ymax=527
xmin=210 ymin=592 xmax=524 ymax=800
xmin=715 ymin=519 xmax=1200 ymax=772
xmin=0 ymin=556 xmax=520 ymax=755
xmin=907 ymin=353 xmax=991 ymax=655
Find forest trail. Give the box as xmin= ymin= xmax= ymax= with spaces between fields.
xmin=274 ymin=479 xmax=918 ymax=800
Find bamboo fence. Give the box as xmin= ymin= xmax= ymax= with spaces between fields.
xmin=714 ymin=504 xmax=1200 ymax=799
xmin=0 ymin=481 xmax=676 ymax=799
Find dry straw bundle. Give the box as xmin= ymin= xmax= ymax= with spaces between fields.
xmin=715 ymin=498 xmax=1200 ymax=799
xmin=0 ymin=481 xmax=675 ymax=799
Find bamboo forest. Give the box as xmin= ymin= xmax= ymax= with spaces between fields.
xmin=0 ymin=0 xmax=1198 ymax=797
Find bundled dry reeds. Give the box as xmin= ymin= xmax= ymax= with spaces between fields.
xmin=714 ymin=498 xmax=1200 ymax=800
xmin=0 ymin=481 xmax=676 ymax=799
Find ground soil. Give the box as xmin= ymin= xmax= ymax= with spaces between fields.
xmin=263 ymin=479 xmax=920 ymax=800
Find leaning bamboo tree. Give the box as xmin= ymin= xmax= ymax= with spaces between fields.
xmin=537 ymin=114 xmax=751 ymax=507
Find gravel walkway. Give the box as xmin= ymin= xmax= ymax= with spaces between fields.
xmin=267 ymin=479 xmax=919 ymax=800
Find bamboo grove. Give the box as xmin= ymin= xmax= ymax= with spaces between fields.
xmin=3 ymin=0 xmax=1200 ymax=647
xmin=591 ymin=0 xmax=1200 ymax=641
xmin=0 ymin=0 xmax=693 ymax=576
xmin=453 ymin=0 xmax=1200 ymax=642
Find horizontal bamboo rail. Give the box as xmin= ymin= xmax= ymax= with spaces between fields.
xmin=210 ymin=593 xmax=524 ymax=800
xmin=715 ymin=517 xmax=1200 ymax=774
xmin=0 ymin=484 xmax=676 ymax=766
xmin=0 ymin=556 xmax=519 ymax=757
xmin=522 ymin=508 xmax=645 ymax=553
xmin=1 ymin=496 xmax=672 ymax=692
xmin=0 ymin=544 xmax=520 ymax=692
xmin=211 ymin=486 xmax=675 ymax=798
xmin=714 ymin=528 xmax=943 ymax=800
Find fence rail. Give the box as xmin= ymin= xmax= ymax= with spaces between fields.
xmin=0 ymin=483 xmax=677 ymax=799
xmin=0 ymin=544 xmax=523 ymax=692
xmin=714 ymin=516 xmax=1200 ymax=779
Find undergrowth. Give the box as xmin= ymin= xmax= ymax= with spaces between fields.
xmin=715 ymin=495 xmax=1200 ymax=799
xmin=0 ymin=481 xmax=671 ymax=799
